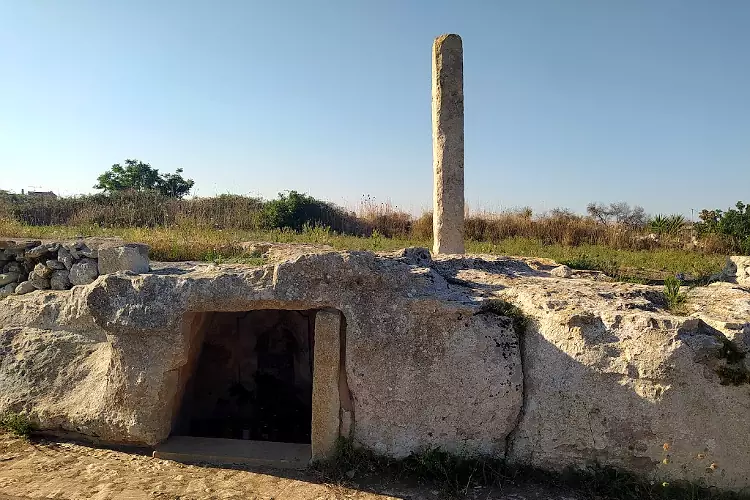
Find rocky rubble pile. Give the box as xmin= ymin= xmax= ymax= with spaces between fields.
xmin=0 ymin=238 xmax=149 ymax=298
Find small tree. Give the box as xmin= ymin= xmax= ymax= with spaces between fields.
xmin=158 ymin=168 xmax=195 ymax=199
xmin=94 ymin=159 xmax=194 ymax=198
xmin=586 ymin=202 xmax=646 ymax=228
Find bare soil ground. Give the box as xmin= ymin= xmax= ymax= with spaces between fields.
xmin=0 ymin=433 xmax=578 ymax=500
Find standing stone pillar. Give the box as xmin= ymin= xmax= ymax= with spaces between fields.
xmin=311 ymin=309 xmax=341 ymax=461
xmin=432 ymin=33 xmax=465 ymax=255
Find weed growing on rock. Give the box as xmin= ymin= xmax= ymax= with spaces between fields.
xmin=0 ymin=412 xmax=34 ymax=437
xmin=314 ymin=438 xmax=750 ymax=500
xmin=478 ymin=299 xmax=529 ymax=334
xmin=664 ymin=276 xmax=687 ymax=314
xmin=313 ymin=438 xmax=510 ymax=498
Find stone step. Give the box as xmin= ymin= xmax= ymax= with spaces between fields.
xmin=153 ymin=436 xmax=311 ymax=470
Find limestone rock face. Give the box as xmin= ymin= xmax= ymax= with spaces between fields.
xmin=724 ymin=256 xmax=750 ymax=287
xmin=686 ymin=282 xmax=750 ymax=385
xmin=1 ymin=248 xmax=749 ymax=491
xmin=0 ymin=251 xmax=521 ymax=460
xmin=427 ymin=254 xmax=750 ymax=491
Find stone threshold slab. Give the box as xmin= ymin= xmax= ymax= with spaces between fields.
xmin=153 ymin=436 xmax=311 ymax=470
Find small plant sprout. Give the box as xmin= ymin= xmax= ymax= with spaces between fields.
xmin=663 ymin=276 xmax=687 ymax=313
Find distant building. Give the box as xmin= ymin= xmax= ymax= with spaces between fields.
xmin=27 ymin=191 xmax=57 ymax=199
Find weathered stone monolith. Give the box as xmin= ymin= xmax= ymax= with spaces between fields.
xmin=311 ymin=309 xmax=341 ymax=461
xmin=432 ymin=33 xmax=465 ymax=255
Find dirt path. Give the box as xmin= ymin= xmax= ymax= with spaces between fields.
xmin=0 ymin=433 xmax=577 ymax=500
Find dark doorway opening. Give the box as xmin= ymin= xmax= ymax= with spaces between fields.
xmin=174 ymin=310 xmax=315 ymax=444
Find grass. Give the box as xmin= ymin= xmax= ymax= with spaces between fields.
xmin=0 ymin=219 xmax=726 ymax=282
xmin=0 ymin=412 xmax=34 ymax=437
xmin=478 ymin=299 xmax=529 ymax=334
xmin=315 ymin=438 xmax=750 ymax=500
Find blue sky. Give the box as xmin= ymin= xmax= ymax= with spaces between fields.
xmin=1 ymin=1 xmax=748 ymax=217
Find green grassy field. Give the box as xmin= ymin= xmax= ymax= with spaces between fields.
xmin=0 ymin=219 xmax=725 ymax=282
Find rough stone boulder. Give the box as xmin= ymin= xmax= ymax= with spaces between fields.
xmin=724 ymin=256 xmax=750 ymax=287
xmin=69 ymin=258 xmax=99 ymax=286
xmin=50 ymin=270 xmax=72 ymax=290
xmin=0 ymin=283 xmax=15 ymax=298
xmin=97 ymin=242 xmax=150 ymax=275
xmin=239 ymin=241 xmax=335 ymax=263
xmin=0 ymin=272 xmax=20 ymax=287
xmin=430 ymin=254 xmax=750 ymax=491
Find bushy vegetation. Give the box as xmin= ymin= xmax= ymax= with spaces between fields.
xmin=1 ymin=189 xmax=746 ymax=254
xmin=586 ymin=201 xmax=647 ymax=228
xmin=0 ymin=218 xmax=726 ymax=283
xmin=4 ymin=156 xmax=745 ymax=259
xmin=259 ymin=190 xmax=363 ymax=233
xmin=697 ymin=202 xmax=750 ymax=254
xmin=0 ymin=189 xmax=371 ymax=234
xmin=1 ymin=187 xmax=745 ymax=281
xmin=649 ymin=214 xmax=687 ymax=236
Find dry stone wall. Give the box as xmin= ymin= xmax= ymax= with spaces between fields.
xmin=0 ymin=238 xmax=150 ymax=298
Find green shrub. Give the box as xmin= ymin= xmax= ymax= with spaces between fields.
xmin=0 ymin=412 xmax=34 ymax=437
xmin=259 ymin=191 xmax=360 ymax=232
xmin=649 ymin=214 xmax=686 ymax=236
